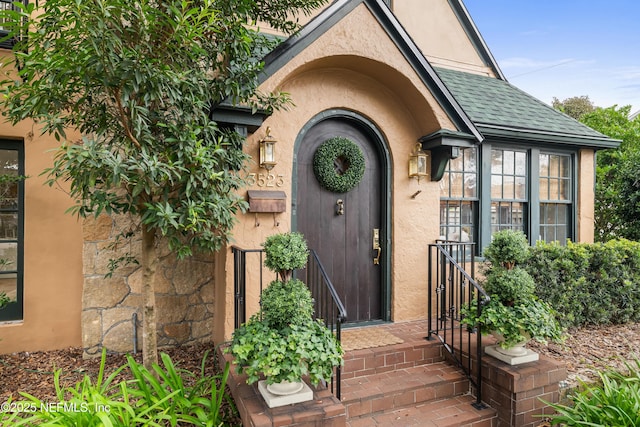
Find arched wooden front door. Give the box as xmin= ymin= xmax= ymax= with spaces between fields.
xmin=294 ymin=113 xmax=388 ymax=324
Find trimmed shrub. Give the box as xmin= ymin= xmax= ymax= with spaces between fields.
xmin=526 ymin=239 xmax=640 ymax=328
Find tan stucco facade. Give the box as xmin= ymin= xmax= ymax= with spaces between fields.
xmin=0 ymin=120 xmax=84 ymax=353
xmin=0 ymin=0 xmax=608 ymax=354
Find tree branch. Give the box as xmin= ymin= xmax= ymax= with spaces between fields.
xmin=114 ymin=87 xmax=142 ymax=150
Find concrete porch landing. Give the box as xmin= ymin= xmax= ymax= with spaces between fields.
xmin=219 ymin=320 xmax=498 ymax=427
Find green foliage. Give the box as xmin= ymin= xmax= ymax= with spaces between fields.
xmin=0 ymin=0 xmax=327 ymax=258
xmin=526 ymin=239 xmax=640 ymax=327
xmin=483 ymin=230 xmax=529 ymax=269
xmin=482 ymin=267 xmax=536 ymax=305
xmin=0 ymin=292 xmax=9 ymax=308
xmin=313 ymin=137 xmax=366 ymax=193
xmin=229 ymin=317 xmax=343 ymax=386
xmin=579 ymin=105 xmax=640 ymax=241
xmin=546 ymin=360 xmax=640 ymax=426
xmin=461 ymin=298 xmax=564 ymax=348
xmin=552 ymin=95 xmax=595 ymax=120
xmin=263 ymin=232 xmax=309 ymax=275
xmin=460 ymin=230 xmax=563 ymax=349
xmin=231 ymin=231 xmax=342 ymax=386
xmin=261 ymin=279 xmax=314 ymax=330
xmin=2 ymin=348 xmax=238 ymax=426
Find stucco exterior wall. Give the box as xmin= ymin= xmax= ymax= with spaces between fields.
xmin=0 ymin=120 xmax=84 ymax=354
xmin=219 ymin=3 xmax=456 ymax=338
xmin=392 ymin=0 xmax=493 ymax=75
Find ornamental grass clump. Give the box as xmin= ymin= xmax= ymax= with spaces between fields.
xmin=545 ymin=359 xmax=640 ymax=426
xmin=229 ymin=232 xmax=343 ymax=386
xmin=461 ymin=230 xmax=564 ymax=348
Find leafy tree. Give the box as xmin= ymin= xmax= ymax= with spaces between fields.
xmin=0 ymin=0 xmax=326 ymax=368
xmin=580 ymin=105 xmax=640 ymax=241
xmin=552 ymin=95 xmax=595 ymax=120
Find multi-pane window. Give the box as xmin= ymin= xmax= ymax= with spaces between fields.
xmin=0 ymin=142 xmax=23 ymax=321
xmin=539 ymin=153 xmax=571 ymax=243
xmin=440 ymin=147 xmax=477 ymax=243
xmin=490 ymin=149 xmax=527 ymax=234
xmin=438 ymin=144 xmax=575 ymax=252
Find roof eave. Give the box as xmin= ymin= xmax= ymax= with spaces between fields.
xmin=477 ymin=124 xmax=622 ymax=150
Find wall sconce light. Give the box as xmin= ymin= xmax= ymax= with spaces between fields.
xmin=408 ymin=142 xmax=429 ymax=182
xmin=259 ymin=127 xmax=277 ymax=170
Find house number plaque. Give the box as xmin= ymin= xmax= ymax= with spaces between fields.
xmin=246 ymin=173 xmax=285 ymax=188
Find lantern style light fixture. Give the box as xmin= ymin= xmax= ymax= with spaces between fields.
xmin=259 ymin=127 xmax=277 ymax=170
xmin=408 ymin=142 xmax=429 ymax=181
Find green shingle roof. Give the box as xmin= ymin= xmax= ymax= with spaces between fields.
xmin=435 ymin=67 xmax=617 ymax=146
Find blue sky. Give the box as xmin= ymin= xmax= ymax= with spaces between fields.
xmin=462 ymin=1 xmax=640 ymax=114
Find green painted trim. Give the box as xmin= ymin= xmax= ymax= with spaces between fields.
xmin=418 ymin=130 xmax=478 ymax=181
xmin=292 ymin=109 xmax=392 ymax=322
xmin=477 ymin=143 xmax=579 ymax=254
xmin=211 ymin=105 xmax=269 ymax=133
xmin=0 ymin=139 xmax=24 ymax=321
xmin=259 ymin=0 xmax=482 ymax=141
xmin=478 ymin=125 xmax=621 ymax=149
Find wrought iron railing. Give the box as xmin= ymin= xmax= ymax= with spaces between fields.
xmin=302 ymin=249 xmax=347 ymax=399
xmin=231 ymin=246 xmax=347 ymax=399
xmin=427 ymin=241 xmax=489 ymax=409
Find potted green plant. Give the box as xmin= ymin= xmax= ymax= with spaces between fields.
xmin=461 ymin=230 xmax=563 ymax=362
xmin=228 ymin=232 xmax=343 ymax=404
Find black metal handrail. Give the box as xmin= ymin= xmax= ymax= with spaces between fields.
xmin=302 ymin=249 xmax=347 ymax=399
xmin=231 ymin=246 xmax=347 ymax=399
xmin=428 ymin=241 xmax=489 ymax=409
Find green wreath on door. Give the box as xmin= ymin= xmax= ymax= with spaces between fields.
xmin=313 ymin=137 xmax=365 ymax=193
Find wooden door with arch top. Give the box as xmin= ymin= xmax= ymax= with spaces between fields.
xmin=295 ymin=115 xmax=385 ymax=324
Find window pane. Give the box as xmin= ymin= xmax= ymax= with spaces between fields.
xmin=504 ymin=150 xmax=514 ymax=175
xmin=0 ymin=150 xmax=19 ymax=209
xmin=539 ymin=154 xmax=549 ymax=177
xmin=449 ymin=155 xmax=463 ymax=172
xmin=449 ymin=172 xmax=463 ymax=198
xmin=0 ymin=213 xmax=17 ymax=240
xmin=439 ymin=172 xmax=450 ymax=197
xmin=491 ymin=175 xmax=502 ymax=198
xmin=464 ymin=173 xmax=477 ymax=198
xmin=515 ymin=152 xmax=527 ymax=175
xmin=549 ymin=155 xmax=560 ymax=177
xmin=559 ymin=156 xmax=570 ymax=177
xmin=539 ymin=178 xmax=549 ymax=200
xmin=465 ymin=148 xmax=477 ymax=172
xmin=503 ymin=175 xmax=514 ymax=199
xmin=560 ymin=179 xmax=571 ymax=200
xmin=491 ymin=150 xmax=503 ymax=174
xmin=515 ymin=177 xmax=526 ymax=200
xmin=440 ymin=200 xmax=475 ymax=243
xmin=540 ymin=203 xmax=569 ymax=244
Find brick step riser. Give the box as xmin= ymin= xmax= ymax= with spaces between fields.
xmin=342 ymin=341 xmax=444 ymax=378
xmin=344 ymin=377 xmax=470 ymax=419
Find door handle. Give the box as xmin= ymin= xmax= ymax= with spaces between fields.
xmin=373 ymin=228 xmax=381 ymax=265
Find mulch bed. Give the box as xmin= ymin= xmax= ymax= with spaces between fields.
xmin=528 ymin=322 xmax=640 ymax=388
xmin=0 ymin=342 xmax=241 ymax=425
xmin=1 ymin=323 xmax=639 ymax=422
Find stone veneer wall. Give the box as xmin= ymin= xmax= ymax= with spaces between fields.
xmin=82 ymin=215 xmax=215 ymax=357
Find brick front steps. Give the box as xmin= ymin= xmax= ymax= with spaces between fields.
xmin=219 ymin=320 xmax=497 ymax=426
xmin=341 ymin=331 xmax=497 ymax=427
xmin=219 ymin=320 xmax=566 ymax=426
